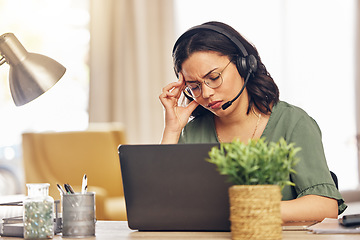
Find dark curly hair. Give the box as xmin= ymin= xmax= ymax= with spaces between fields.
xmin=172 ymin=21 xmax=279 ymax=117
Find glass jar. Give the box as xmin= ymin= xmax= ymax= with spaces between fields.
xmin=23 ymin=183 xmax=54 ymax=239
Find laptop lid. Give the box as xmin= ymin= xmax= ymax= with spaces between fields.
xmin=118 ymin=143 xmax=232 ymax=231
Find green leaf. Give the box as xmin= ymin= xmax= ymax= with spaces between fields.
xmin=207 ymin=137 xmax=301 ymax=188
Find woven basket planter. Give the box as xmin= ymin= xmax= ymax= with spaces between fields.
xmin=229 ymin=185 xmax=282 ymax=240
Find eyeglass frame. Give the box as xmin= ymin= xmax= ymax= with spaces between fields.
xmin=183 ymin=58 xmax=233 ymax=98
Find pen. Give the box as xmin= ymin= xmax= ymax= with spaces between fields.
xmin=81 ymin=174 xmax=87 ymax=194
xmin=57 ymin=184 xmax=66 ymax=195
xmin=63 ymin=184 xmax=70 ymax=194
xmin=64 ymin=183 xmax=75 ymax=194
xmin=67 ymin=184 xmax=75 ymax=193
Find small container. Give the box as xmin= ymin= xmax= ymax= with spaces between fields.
xmin=23 ymin=183 xmax=54 ymax=239
xmin=62 ymin=192 xmax=96 ymax=238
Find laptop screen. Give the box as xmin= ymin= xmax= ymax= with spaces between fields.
xmin=118 ymin=143 xmax=232 ymax=231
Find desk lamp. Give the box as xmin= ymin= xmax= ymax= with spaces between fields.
xmin=0 ymin=33 xmax=66 ymax=106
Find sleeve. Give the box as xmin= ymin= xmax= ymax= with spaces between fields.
xmin=288 ymin=116 xmax=347 ymax=215
xmin=178 ymin=130 xmax=185 ymax=144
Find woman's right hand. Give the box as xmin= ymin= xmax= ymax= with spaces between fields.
xmin=159 ymin=73 xmax=199 ymax=144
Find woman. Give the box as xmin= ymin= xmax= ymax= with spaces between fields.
xmin=159 ymin=21 xmax=346 ymax=222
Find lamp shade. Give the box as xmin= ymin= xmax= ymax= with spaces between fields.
xmin=0 ymin=33 xmax=66 ymax=106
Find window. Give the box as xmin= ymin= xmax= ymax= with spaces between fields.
xmin=175 ymin=0 xmax=357 ymax=190
xmin=0 ymin=0 xmax=90 ymax=194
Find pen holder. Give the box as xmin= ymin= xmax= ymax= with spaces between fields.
xmin=61 ymin=192 xmax=96 ymax=238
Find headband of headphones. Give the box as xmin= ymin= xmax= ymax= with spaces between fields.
xmin=172 ymin=24 xmax=249 ymax=57
xmin=172 ymin=24 xmax=257 ymax=74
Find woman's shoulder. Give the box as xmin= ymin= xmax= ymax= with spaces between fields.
xmin=263 ymin=101 xmax=320 ymax=140
xmin=263 ymin=101 xmax=321 ymax=141
xmin=273 ymin=101 xmax=309 ymax=116
xmin=271 ymin=101 xmax=315 ymax=124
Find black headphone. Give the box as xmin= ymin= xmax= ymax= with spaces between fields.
xmin=172 ymin=24 xmax=258 ymax=75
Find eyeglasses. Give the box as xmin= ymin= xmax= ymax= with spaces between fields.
xmin=184 ymin=59 xmax=232 ymax=98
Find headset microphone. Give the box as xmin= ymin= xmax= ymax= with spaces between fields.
xmin=221 ymin=70 xmax=252 ymax=110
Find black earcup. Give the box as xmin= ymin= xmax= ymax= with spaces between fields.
xmin=237 ymin=56 xmax=247 ymax=73
xmin=236 ymin=54 xmax=257 ymax=74
xmin=247 ymin=54 xmax=258 ymax=73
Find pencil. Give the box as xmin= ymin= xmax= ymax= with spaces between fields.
xmin=81 ymin=174 xmax=88 ymax=194
xmin=56 ymin=184 xmax=65 ymax=195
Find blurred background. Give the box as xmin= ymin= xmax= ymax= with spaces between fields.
xmin=0 ymin=0 xmax=358 ymax=194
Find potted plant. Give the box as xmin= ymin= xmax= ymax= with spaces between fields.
xmin=207 ymin=137 xmax=300 ymax=240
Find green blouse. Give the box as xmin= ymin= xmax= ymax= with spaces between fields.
xmin=178 ymin=101 xmax=347 ymax=214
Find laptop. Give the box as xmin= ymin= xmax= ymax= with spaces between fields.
xmin=118 ymin=143 xmax=232 ymax=231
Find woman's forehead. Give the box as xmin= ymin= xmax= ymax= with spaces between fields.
xmin=182 ymin=52 xmax=229 ymax=79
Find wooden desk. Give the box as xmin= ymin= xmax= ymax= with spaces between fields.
xmin=1 ymin=221 xmax=359 ymax=239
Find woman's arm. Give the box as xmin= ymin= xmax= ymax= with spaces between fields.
xmin=265 ymin=104 xmax=346 ymax=220
xmin=159 ymin=73 xmax=198 ymax=144
xmin=281 ymin=194 xmax=338 ymax=222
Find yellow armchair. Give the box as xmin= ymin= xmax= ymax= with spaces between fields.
xmin=21 ymin=123 xmax=127 ymax=220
